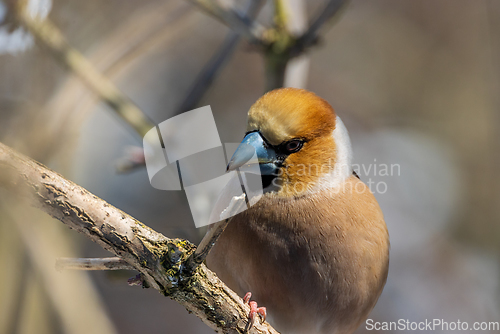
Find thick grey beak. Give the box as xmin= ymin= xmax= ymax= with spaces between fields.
xmin=226 ymin=132 xmax=278 ymax=175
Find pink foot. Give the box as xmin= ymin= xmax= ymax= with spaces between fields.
xmin=243 ymin=292 xmax=267 ymax=328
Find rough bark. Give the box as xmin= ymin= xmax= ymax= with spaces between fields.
xmin=0 ymin=142 xmax=279 ymax=334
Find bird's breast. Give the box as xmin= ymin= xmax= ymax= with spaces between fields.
xmin=206 ymin=176 xmax=389 ymax=334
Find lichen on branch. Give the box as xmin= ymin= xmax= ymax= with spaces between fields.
xmin=0 ymin=142 xmax=279 ymax=334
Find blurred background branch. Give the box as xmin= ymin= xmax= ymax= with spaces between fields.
xmin=56 ymin=257 xmax=135 ymax=271
xmin=14 ymin=6 xmax=155 ymax=138
xmin=186 ymin=0 xmax=266 ymax=44
xmin=293 ymin=0 xmax=346 ymax=53
xmin=9 ymin=0 xmax=345 ymax=171
xmin=178 ymin=0 xmax=265 ymax=113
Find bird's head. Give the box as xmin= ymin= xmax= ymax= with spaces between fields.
xmin=227 ymin=88 xmax=353 ymax=197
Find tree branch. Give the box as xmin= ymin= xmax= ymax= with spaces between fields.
xmin=187 ymin=217 xmax=233 ymax=271
xmin=0 ymin=142 xmax=279 ymax=334
xmin=186 ymin=0 xmax=266 ymax=45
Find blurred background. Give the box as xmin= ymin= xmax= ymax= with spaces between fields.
xmin=0 ymin=0 xmax=499 ymax=333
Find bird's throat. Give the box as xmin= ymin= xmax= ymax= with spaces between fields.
xmin=261 ymin=174 xmax=277 ymax=189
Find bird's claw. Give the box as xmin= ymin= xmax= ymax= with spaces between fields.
xmin=243 ymin=292 xmax=266 ymax=329
xmin=243 ymin=292 xmax=252 ymax=304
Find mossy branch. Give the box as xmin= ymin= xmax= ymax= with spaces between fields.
xmin=0 ymin=142 xmax=279 ymax=334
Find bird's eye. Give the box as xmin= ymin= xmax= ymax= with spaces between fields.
xmin=284 ymin=140 xmax=303 ymax=153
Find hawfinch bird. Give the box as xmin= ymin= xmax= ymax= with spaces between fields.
xmin=206 ymin=88 xmax=389 ymax=334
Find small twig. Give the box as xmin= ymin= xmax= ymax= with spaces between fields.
xmin=115 ymin=146 xmax=146 ymax=173
xmin=17 ymin=12 xmax=155 ymax=138
xmin=4 ymin=204 xmax=119 ymax=334
xmin=56 ymin=257 xmax=135 ymax=271
xmin=187 ymin=169 xmax=249 ymax=271
xmin=294 ymin=0 xmax=348 ymax=53
xmin=186 ymin=217 xmax=233 ymax=271
xmin=186 ymin=0 xmax=266 ymax=45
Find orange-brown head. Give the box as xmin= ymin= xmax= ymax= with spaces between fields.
xmin=228 ymin=88 xmax=353 ymax=197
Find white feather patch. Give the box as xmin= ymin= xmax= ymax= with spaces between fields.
xmin=315 ymin=115 xmax=353 ymax=191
